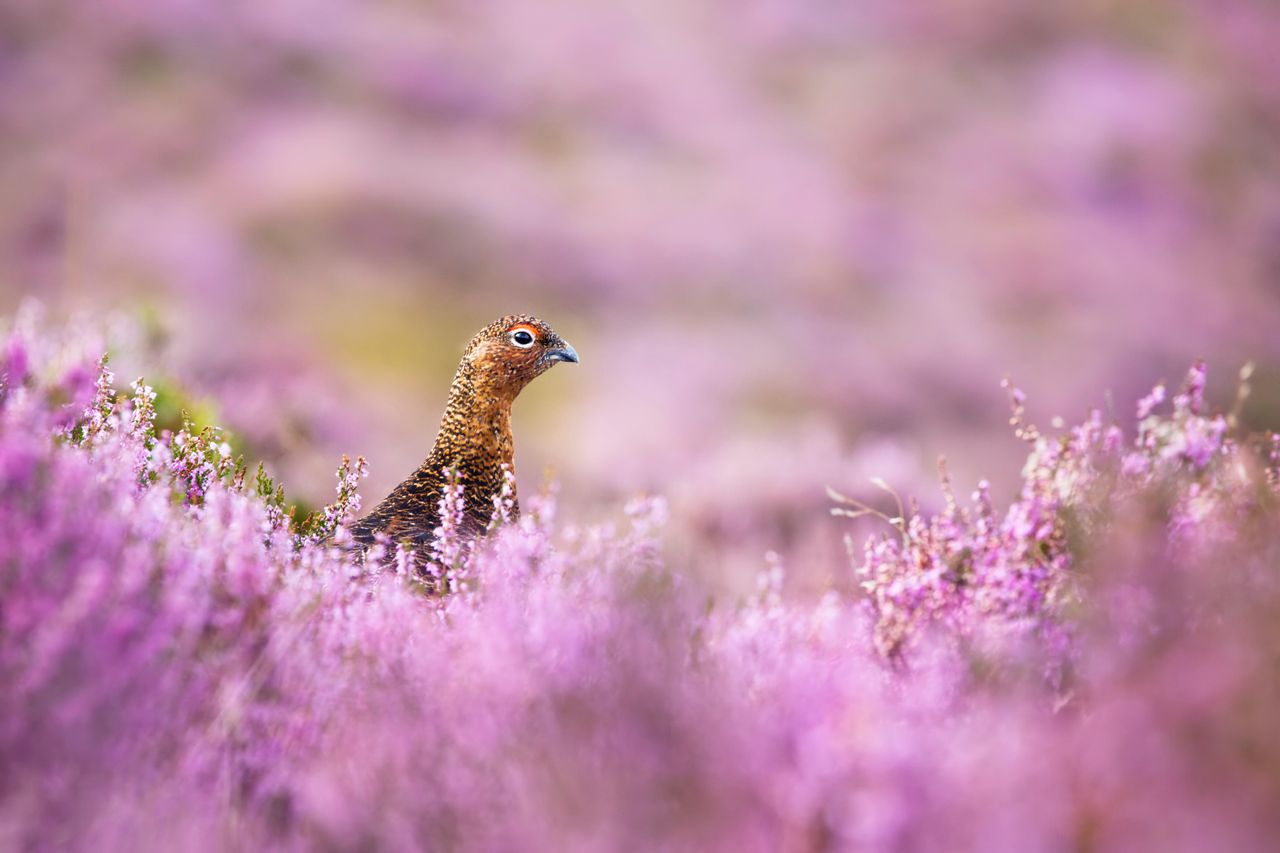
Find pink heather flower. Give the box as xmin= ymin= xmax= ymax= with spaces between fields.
xmin=1178 ymin=415 xmax=1227 ymax=469
xmin=487 ymin=462 xmax=518 ymax=532
xmin=1121 ymin=452 xmax=1151 ymax=477
xmin=1137 ymin=383 xmax=1166 ymax=419
xmin=428 ymin=468 xmax=472 ymax=593
xmin=1102 ymin=424 xmax=1125 ymax=453
xmin=1174 ymin=360 xmax=1208 ymax=415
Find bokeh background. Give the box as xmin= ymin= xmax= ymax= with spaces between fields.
xmin=4 ymin=0 xmax=1280 ymax=588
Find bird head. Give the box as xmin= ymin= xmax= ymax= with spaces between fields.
xmin=462 ymin=314 xmax=580 ymax=397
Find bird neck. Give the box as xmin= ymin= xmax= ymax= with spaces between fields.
xmin=430 ymin=360 xmax=517 ymax=471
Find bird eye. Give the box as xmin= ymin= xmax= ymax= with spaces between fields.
xmin=510 ymin=329 xmax=536 ymax=348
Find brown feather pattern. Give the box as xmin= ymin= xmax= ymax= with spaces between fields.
xmin=351 ymin=314 xmax=578 ymax=550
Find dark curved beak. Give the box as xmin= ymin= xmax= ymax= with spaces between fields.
xmin=546 ymin=341 xmax=580 ymax=365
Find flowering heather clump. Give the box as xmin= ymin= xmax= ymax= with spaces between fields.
xmin=844 ymin=362 xmax=1275 ymax=672
xmin=3 ymin=315 xmax=1280 ymax=850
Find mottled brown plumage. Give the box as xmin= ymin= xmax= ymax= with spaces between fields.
xmin=352 ymin=315 xmax=579 ymax=551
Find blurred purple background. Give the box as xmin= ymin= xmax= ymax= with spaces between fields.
xmin=4 ymin=0 xmax=1280 ymax=585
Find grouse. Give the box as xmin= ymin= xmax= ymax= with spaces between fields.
xmin=351 ymin=314 xmax=579 ymax=550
